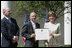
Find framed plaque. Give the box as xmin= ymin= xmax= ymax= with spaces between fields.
xmin=35 ymin=28 xmax=50 ymax=40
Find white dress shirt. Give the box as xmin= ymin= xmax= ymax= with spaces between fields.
xmin=31 ymin=20 xmax=36 ymax=31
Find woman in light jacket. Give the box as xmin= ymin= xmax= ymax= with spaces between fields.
xmin=44 ymin=11 xmax=61 ymax=47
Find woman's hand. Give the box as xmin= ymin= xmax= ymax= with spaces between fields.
xmin=49 ymin=33 xmax=54 ymax=38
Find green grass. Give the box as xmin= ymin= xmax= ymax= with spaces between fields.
xmin=17 ymin=45 xmax=24 ymax=47
xmin=17 ymin=45 xmax=71 ymax=47
xmin=59 ymin=45 xmax=71 ymax=47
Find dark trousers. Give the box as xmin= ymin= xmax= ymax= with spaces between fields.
xmin=25 ymin=40 xmax=39 ymax=47
xmin=9 ymin=42 xmax=18 ymax=47
xmin=2 ymin=42 xmax=18 ymax=47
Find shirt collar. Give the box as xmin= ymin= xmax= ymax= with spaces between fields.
xmin=4 ymin=16 xmax=10 ymax=20
xmin=30 ymin=20 xmax=35 ymax=25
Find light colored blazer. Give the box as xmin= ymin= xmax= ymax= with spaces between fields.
xmin=44 ymin=22 xmax=61 ymax=37
xmin=44 ymin=22 xmax=61 ymax=46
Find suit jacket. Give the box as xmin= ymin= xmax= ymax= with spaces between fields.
xmin=1 ymin=17 xmax=19 ymax=47
xmin=21 ymin=21 xmax=40 ymax=47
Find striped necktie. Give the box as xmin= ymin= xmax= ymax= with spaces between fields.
xmin=8 ymin=19 xmax=12 ymax=23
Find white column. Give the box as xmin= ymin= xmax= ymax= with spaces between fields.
xmin=64 ymin=1 xmax=71 ymax=45
xmin=1 ymin=1 xmax=9 ymax=20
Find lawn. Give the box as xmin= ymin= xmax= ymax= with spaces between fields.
xmin=17 ymin=45 xmax=71 ymax=47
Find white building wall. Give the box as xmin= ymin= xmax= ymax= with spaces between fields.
xmin=1 ymin=1 xmax=9 ymax=19
xmin=64 ymin=1 xmax=71 ymax=45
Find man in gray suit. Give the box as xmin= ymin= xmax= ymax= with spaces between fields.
xmin=21 ymin=12 xmax=40 ymax=47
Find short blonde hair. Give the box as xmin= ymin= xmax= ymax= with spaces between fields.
xmin=48 ymin=11 xmax=55 ymax=18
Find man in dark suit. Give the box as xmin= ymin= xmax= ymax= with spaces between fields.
xmin=1 ymin=8 xmax=19 ymax=47
xmin=21 ymin=12 xmax=40 ymax=47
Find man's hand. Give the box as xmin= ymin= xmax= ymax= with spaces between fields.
xmin=12 ymin=40 xmax=17 ymax=43
xmin=12 ymin=36 xmax=19 ymax=43
xmin=30 ymin=33 xmax=35 ymax=38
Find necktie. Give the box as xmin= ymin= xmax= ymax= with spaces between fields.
xmin=33 ymin=23 xmax=37 ymax=42
xmin=8 ymin=19 xmax=12 ymax=23
xmin=33 ymin=23 xmax=36 ymax=31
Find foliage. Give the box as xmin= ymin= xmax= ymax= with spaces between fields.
xmin=10 ymin=1 xmax=66 ymax=20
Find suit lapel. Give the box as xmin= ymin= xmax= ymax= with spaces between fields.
xmin=4 ymin=17 xmax=14 ymax=28
xmin=3 ymin=17 xmax=10 ymax=24
xmin=9 ymin=18 xmax=13 ymax=23
xmin=29 ymin=21 xmax=35 ymax=33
